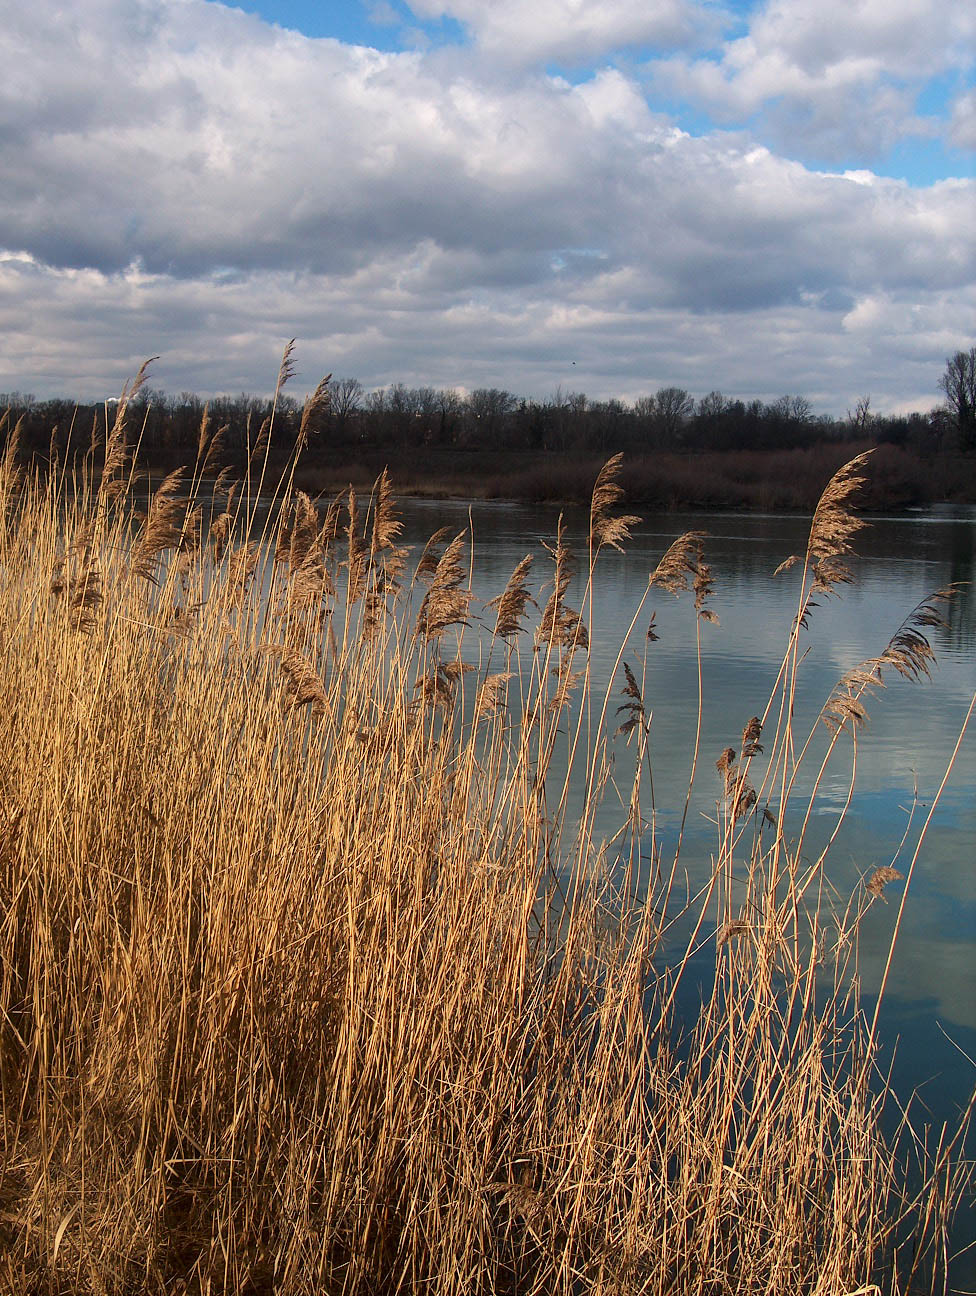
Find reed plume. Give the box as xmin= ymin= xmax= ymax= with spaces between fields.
xmin=649 ymin=530 xmax=706 ymax=595
xmin=194 ymin=404 xmax=227 ymax=478
xmin=475 ymin=671 xmax=514 ymax=721
xmin=345 ymin=487 xmax=368 ymax=604
xmin=370 ymin=468 xmax=402 ymax=555
xmin=210 ymin=509 xmax=233 ymax=562
xmin=287 ymin=544 xmax=335 ymax=610
xmin=51 ymin=563 xmax=103 ymax=633
xmin=866 ymin=865 xmax=904 ymax=901
xmin=130 ymin=467 xmax=187 ymax=583
xmin=248 ymin=415 xmax=272 ymax=470
xmin=415 ymin=663 xmax=458 ymax=712
xmin=265 ymin=643 xmax=328 ymax=714
xmin=589 ymin=452 xmax=641 ymax=556
xmin=368 ymin=468 xmax=406 ymax=591
xmin=276 ymin=337 xmax=297 ymax=391
xmin=414 ymin=526 xmax=453 ymax=583
xmin=275 ymin=491 xmax=320 ymax=571
xmin=195 ymin=402 xmax=211 ymax=470
xmin=741 ymin=715 xmax=763 ymax=757
xmin=1 ymin=412 xmax=23 ymax=494
xmin=547 ymin=663 xmax=585 ymax=714
xmin=297 ymin=373 xmax=331 ymax=455
xmin=794 ymin=451 xmax=872 ymax=628
xmin=807 ymin=450 xmax=872 ymax=566
xmin=415 ymin=531 xmax=470 ymax=640
xmin=614 ymin=660 xmax=647 ymax=740
xmin=822 ymin=587 xmax=956 ymax=733
xmin=315 ymin=492 xmax=344 ymax=560
xmin=98 ymin=357 xmax=157 ymax=505
xmin=486 ymin=554 xmax=534 ymax=641
xmin=226 ymin=540 xmax=260 ymax=595
xmin=536 ymin=522 xmax=587 ymax=652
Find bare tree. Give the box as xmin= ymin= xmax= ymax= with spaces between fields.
xmin=654 ymin=387 xmax=694 ymax=446
xmin=939 ymin=348 xmax=976 ymax=450
xmin=697 ymin=390 xmax=727 ymax=420
xmin=847 ymin=395 xmax=872 ymax=435
xmin=331 ymin=377 xmax=363 ymax=421
xmin=436 ymin=389 xmax=464 ymax=445
xmin=467 ymin=388 xmax=517 ymax=445
xmin=771 ymin=394 xmax=812 ymax=423
xmin=633 ymin=396 xmax=655 ymax=422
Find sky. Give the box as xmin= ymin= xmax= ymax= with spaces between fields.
xmin=0 ymin=0 xmax=973 ymax=415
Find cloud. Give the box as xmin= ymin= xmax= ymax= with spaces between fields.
xmin=948 ymin=90 xmax=976 ymax=151
xmin=0 ymin=0 xmax=972 ymax=412
xmin=403 ymin=0 xmax=708 ymax=64
xmin=648 ymin=0 xmax=975 ymax=163
xmin=2 ymin=244 xmax=969 ymax=414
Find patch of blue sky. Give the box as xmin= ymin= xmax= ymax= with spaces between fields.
xmin=882 ymin=137 xmax=974 ymax=186
xmin=914 ymin=70 xmax=972 ymax=119
xmin=219 ymin=0 xmax=466 ymax=51
xmin=714 ymin=0 xmax=757 ymax=32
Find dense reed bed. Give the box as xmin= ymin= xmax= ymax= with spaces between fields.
xmin=0 ymin=367 xmax=972 ymax=1294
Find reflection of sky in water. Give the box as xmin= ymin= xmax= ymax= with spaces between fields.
xmin=398 ymin=497 xmax=976 ymax=1130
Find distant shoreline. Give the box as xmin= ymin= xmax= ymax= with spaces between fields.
xmin=287 ymin=441 xmax=975 ymax=514
xmin=28 ymin=439 xmax=976 ymax=515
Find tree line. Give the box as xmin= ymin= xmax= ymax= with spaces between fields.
xmin=3 ymin=349 xmax=973 ymax=468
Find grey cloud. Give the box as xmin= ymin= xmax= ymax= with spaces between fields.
xmin=948 ymin=91 xmax=976 ymax=150
xmin=1 ymin=250 xmax=969 ymax=416
xmin=0 ymin=0 xmax=972 ymax=413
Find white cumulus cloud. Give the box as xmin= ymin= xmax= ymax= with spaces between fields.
xmin=649 ymin=0 xmax=975 ymax=162
xmin=0 ymin=0 xmax=972 ymax=411
xmin=404 ymin=0 xmax=709 ymax=64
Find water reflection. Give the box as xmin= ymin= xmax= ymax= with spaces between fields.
xmin=398 ymin=498 xmax=975 ymax=1126
xmin=168 ymin=490 xmax=975 ymax=1130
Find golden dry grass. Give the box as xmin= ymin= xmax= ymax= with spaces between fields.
xmin=0 ymin=384 xmax=971 ymax=1294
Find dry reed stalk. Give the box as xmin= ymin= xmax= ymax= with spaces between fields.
xmin=130 ymin=467 xmax=188 ymax=583
xmin=297 ymin=373 xmax=331 ymax=456
xmin=97 ymin=357 xmax=157 ymax=506
xmin=589 ymin=452 xmax=641 ymax=557
xmin=536 ymin=522 xmax=587 ymax=653
xmin=344 ymin=487 xmax=367 ymax=605
xmin=649 ymin=529 xmax=706 ymax=595
xmin=415 ymin=531 xmax=471 ymax=640
xmin=485 ymin=554 xmax=534 ymax=641
xmin=0 ymin=431 xmax=968 ymax=1296
xmin=264 ymin=643 xmax=328 ymax=715
xmin=274 ymin=491 xmax=320 ymax=571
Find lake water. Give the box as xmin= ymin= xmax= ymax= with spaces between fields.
xmin=392 ymin=497 xmax=976 ymax=1144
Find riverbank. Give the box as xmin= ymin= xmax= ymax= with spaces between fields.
xmin=291 ymin=440 xmax=976 ymax=512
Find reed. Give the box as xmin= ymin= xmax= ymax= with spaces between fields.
xmin=0 ymin=374 xmax=971 ymax=1295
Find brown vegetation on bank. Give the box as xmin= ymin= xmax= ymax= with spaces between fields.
xmin=288 ymin=442 xmax=974 ymax=512
xmin=0 ymin=374 xmax=972 ymax=1294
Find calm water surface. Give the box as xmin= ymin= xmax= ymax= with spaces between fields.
xmin=396 ymin=497 xmax=976 ymax=1139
